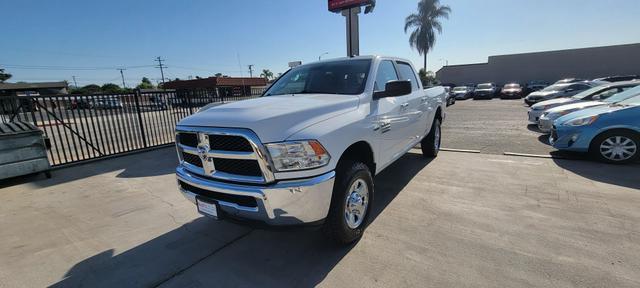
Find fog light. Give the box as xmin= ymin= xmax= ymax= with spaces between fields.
xmin=568 ymin=134 xmax=579 ymax=147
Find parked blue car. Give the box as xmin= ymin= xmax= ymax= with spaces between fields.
xmin=551 ymin=94 xmax=640 ymax=164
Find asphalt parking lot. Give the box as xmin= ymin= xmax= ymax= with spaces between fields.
xmin=442 ymin=98 xmax=555 ymax=156
xmin=1 ymin=146 xmax=639 ymax=287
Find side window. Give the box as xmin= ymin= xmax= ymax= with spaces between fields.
xmin=569 ymin=84 xmax=589 ymax=91
xmin=374 ymin=60 xmax=399 ymax=91
xmin=396 ymin=62 xmax=420 ymax=91
xmin=592 ymin=88 xmax=620 ymax=100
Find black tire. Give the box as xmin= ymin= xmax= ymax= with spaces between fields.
xmin=421 ymin=118 xmax=441 ymax=157
xmin=323 ymin=161 xmax=374 ymax=245
xmin=589 ymin=130 xmax=639 ymax=164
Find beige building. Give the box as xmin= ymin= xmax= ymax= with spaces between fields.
xmin=436 ymin=43 xmax=640 ymax=86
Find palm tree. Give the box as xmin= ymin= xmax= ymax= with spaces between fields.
xmin=260 ymin=69 xmax=274 ymax=80
xmin=404 ymin=0 xmax=451 ymax=71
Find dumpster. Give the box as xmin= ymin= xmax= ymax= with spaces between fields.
xmin=0 ymin=121 xmax=51 ymax=180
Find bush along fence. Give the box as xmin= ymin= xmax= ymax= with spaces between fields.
xmin=0 ymin=88 xmax=263 ymax=167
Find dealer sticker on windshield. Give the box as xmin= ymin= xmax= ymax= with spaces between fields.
xmin=196 ymin=198 xmax=218 ymax=219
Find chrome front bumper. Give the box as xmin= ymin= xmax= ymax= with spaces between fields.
xmin=176 ymin=166 xmax=335 ymax=225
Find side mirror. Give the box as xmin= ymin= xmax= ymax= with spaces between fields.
xmin=373 ymin=80 xmax=412 ymax=99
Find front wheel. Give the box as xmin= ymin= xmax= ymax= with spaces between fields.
xmin=323 ymin=161 xmax=374 ymax=245
xmin=421 ymin=118 xmax=441 ymax=158
xmin=590 ymin=130 xmax=639 ymax=164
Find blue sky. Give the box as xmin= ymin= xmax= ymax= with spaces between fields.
xmin=2 ymin=0 xmax=639 ymax=87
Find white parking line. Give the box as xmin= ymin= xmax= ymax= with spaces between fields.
xmin=503 ymin=152 xmax=564 ymax=159
xmin=441 ymin=148 xmax=481 ymax=153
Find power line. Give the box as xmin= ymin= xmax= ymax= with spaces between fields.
xmin=0 ymin=63 xmax=155 ymax=71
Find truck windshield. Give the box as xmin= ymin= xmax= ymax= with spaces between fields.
xmin=263 ymin=59 xmax=371 ymax=96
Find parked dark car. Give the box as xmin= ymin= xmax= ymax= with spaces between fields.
xmin=452 ymin=86 xmax=473 ymax=100
xmin=473 ymin=83 xmax=497 ymax=100
xmin=524 ymin=81 xmax=549 ymax=96
xmin=593 ymin=75 xmax=640 ymax=82
xmin=500 ymin=83 xmax=523 ymax=99
xmin=444 ymin=86 xmax=456 ymax=106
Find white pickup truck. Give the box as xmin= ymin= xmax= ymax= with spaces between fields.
xmin=175 ymin=56 xmax=446 ymax=244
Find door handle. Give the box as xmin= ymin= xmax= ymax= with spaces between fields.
xmin=400 ymin=103 xmax=409 ymax=109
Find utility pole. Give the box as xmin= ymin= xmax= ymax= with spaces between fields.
xmin=72 ymin=76 xmax=78 ymax=88
xmin=117 ymin=68 xmax=127 ymax=88
xmin=155 ymin=56 xmax=166 ymax=84
xmin=248 ymin=65 xmax=254 ymax=78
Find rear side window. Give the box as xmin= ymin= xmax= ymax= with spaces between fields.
xmin=396 ymin=62 xmax=420 ymax=91
xmin=569 ymin=84 xmax=590 ymax=91
xmin=374 ymin=60 xmax=399 ymax=91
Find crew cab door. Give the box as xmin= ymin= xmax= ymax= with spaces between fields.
xmin=371 ymin=60 xmax=413 ymax=167
xmin=395 ymin=61 xmax=429 ymax=144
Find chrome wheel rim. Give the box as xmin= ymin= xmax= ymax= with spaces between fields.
xmin=344 ymin=178 xmax=369 ymax=229
xmin=600 ymin=136 xmax=637 ymax=161
xmin=434 ymin=124 xmax=441 ymax=150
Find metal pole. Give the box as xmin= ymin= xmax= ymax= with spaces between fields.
xmin=342 ymin=7 xmax=360 ymax=57
xmin=118 ymin=68 xmax=127 ymax=88
xmin=248 ymin=65 xmax=254 ymax=78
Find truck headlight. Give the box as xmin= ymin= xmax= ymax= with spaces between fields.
xmin=563 ymin=115 xmax=599 ymax=127
xmin=266 ymin=140 xmax=330 ymax=172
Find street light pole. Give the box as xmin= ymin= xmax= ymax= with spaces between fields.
xmin=318 ymin=52 xmax=329 ymax=61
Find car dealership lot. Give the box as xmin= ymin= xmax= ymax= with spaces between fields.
xmin=1 ymin=147 xmax=639 ymax=287
xmin=442 ymin=98 xmax=557 ymax=156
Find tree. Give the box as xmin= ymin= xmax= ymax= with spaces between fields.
xmin=81 ymin=84 xmax=101 ymax=94
xmin=214 ymin=73 xmax=223 ymax=77
xmin=418 ymin=68 xmax=439 ymax=87
xmin=260 ymin=69 xmax=274 ymax=80
xmin=404 ymin=0 xmax=451 ymax=71
xmin=136 ymin=77 xmax=154 ymax=89
xmin=101 ymin=83 xmax=122 ymax=93
xmin=0 ymin=68 xmax=12 ymax=83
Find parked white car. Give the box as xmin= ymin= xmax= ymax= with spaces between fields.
xmin=174 ymin=56 xmax=447 ymax=244
xmin=528 ymin=80 xmax=640 ymax=123
xmin=538 ymin=85 xmax=640 ymax=133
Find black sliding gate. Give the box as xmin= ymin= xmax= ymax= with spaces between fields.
xmin=0 ymin=89 xmax=261 ymax=167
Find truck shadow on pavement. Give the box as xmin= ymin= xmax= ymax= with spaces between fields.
xmin=51 ymin=152 xmax=432 ymax=288
xmin=0 ymin=147 xmax=177 ymax=189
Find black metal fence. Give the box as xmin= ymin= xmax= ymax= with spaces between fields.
xmin=0 ymin=88 xmax=262 ymax=167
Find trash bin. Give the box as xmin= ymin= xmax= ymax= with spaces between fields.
xmin=0 ymin=121 xmax=51 ymax=180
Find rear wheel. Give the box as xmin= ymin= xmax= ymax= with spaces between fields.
xmin=590 ymin=130 xmax=639 ymax=164
xmin=421 ymin=118 xmax=441 ymax=158
xmin=323 ymin=161 xmax=374 ymax=244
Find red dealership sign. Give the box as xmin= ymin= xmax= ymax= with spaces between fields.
xmin=328 ymin=0 xmax=373 ymax=12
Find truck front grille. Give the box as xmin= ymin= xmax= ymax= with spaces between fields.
xmin=212 ymin=158 xmax=262 ymax=176
xmin=209 ymin=135 xmax=253 ymax=152
xmin=176 ymin=127 xmax=274 ymax=184
xmin=178 ymin=132 xmax=198 ymax=147
xmin=182 ymin=152 xmax=203 ymax=167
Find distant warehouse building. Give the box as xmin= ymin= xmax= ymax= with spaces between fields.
xmin=162 ymin=77 xmax=268 ymax=97
xmin=436 ymin=43 xmax=640 ymax=86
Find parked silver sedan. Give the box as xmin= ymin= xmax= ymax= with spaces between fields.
xmin=528 ymin=80 xmax=640 ymax=123
xmin=538 ymin=85 xmax=640 ymax=133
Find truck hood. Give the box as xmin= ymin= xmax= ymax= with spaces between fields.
xmin=177 ymin=94 xmax=360 ymax=143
